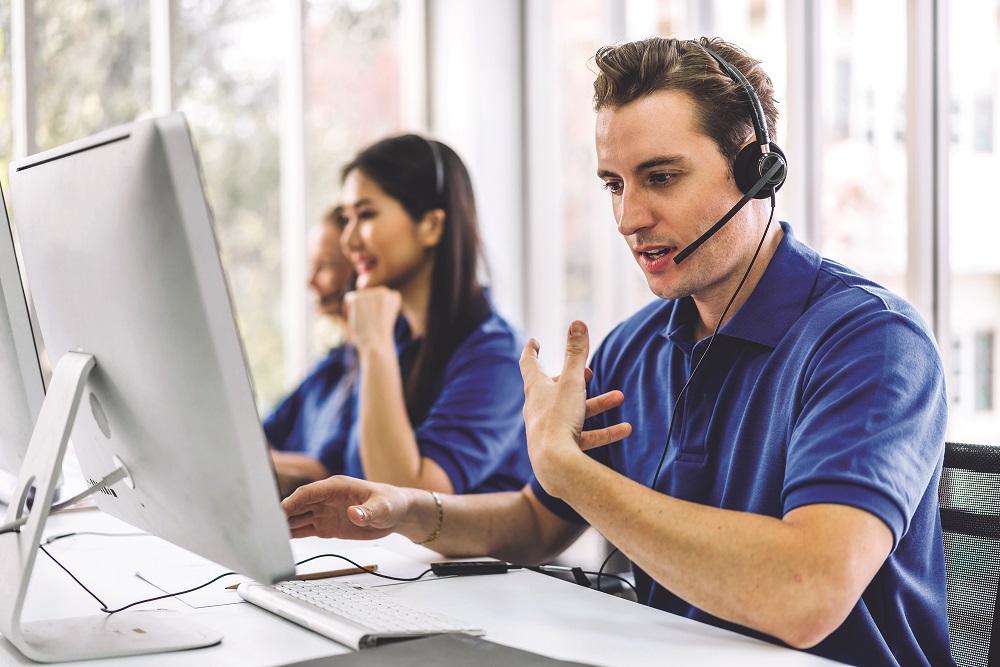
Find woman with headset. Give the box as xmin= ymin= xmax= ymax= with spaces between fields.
xmin=307 ymin=134 xmax=530 ymax=496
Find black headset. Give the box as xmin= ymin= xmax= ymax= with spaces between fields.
xmin=702 ymin=46 xmax=787 ymax=199
xmin=672 ymin=46 xmax=787 ymax=264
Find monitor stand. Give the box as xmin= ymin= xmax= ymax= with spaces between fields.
xmin=0 ymin=351 xmax=222 ymax=662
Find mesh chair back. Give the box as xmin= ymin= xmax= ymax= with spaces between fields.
xmin=940 ymin=441 xmax=1000 ymax=667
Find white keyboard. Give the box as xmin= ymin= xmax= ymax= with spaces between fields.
xmin=237 ymin=579 xmax=485 ymax=650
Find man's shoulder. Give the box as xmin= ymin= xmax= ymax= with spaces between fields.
xmin=810 ymin=258 xmax=931 ymax=332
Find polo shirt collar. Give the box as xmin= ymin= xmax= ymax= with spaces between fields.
xmin=660 ymin=221 xmax=821 ymax=349
xmin=720 ymin=221 xmax=821 ymax=348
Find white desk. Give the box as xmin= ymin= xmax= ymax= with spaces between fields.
xmin=0 ymin=509 xmax=840 ymax=666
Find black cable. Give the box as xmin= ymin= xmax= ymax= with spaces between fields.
xmin=595 ymin=548 xmax=619 ymax=598
xmin=39 ymin=544 xmax=112 ymax=609
xmin=295 ymin=553 xmax=434 ymax=583
xmin=596 ymin=195 xmax=778 ymax=597
xmin=581 ymin=569 xmax=636 ymax=597
xmin=38 ymin=539 xmax=435 ymax=616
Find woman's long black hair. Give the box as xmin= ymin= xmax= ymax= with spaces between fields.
xmin=341 ymin=134 xmax=491 ymax=426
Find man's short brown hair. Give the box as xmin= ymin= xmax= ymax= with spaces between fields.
xmin=592 ymin=37 xmax=778 ymax=167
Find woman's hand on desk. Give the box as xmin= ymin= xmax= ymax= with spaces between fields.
xmin=283 ymin=475 xmax=431 ymax=542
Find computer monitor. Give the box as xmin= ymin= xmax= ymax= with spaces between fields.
xmin=0 ymin=184 xmax=46 ymax=506
xmin=1 ymin=112 xmax=295 ymax=662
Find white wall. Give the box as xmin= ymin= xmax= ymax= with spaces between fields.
xmin=427 ymin=0 xmax=526 ymax=328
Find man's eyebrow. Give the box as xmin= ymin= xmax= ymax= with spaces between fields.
xmin=636 ymin=155 xmax=688 ymax=171
xmin=596 ymin=155 xmax=689 ymax=180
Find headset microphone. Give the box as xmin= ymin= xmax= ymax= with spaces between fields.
xmin=673 ymin=158 xmax=783 ymax=264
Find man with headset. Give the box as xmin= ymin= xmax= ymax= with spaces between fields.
xmin=283 ymin=37 xmax=953 ymax=666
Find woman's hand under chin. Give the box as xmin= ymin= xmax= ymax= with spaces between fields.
xmin=344 ymin=287 xmax=402 ymax=352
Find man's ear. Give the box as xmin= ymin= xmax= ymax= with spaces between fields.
xmin=417 ymin=209 xmax=446 ymax=248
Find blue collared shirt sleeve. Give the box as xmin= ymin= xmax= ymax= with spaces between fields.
xmin=414 ymin=327 xmax=531 ymax=495
xmin=262 ymin=385 xmax=304 ymax=451
xmin=782 ymin=301 xmax=948 ymax=546
xmin=262 ymin=348 xmax=357 ymax=475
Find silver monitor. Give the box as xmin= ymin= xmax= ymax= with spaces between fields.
xmin=0 ymin=184 xmax=45 ymax=506
xmin=2 ymin=113 xmax=295 ymax=662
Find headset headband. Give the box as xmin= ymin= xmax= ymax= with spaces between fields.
xmin=701 ymin=46 xmax=771 ymax=149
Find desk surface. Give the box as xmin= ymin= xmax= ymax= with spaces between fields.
xmin=0 ymin=509 xmax=839 ymax=667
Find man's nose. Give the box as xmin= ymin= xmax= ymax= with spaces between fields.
xmin=616 ymin=185 xmax=653 ymax=236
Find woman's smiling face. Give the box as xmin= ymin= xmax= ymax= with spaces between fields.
xmin=339 ymin=169 xmax=437 ymax=293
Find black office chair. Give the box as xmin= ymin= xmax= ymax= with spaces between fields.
xmin=940 ymin=441 xmax=1000 ymax=667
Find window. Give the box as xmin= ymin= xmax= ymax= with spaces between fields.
xmin=33 ymin=1 xmax=151 ymax=150
xmin=817 ymin=0 xmax=907 ymax=299
xmin=304 ymin=0 xmax=403 ymax=358
xmin=174 ymin=0 xmax=284 ymax=409
xmin=948 ymin=0 xmax=1000 ymax=442
xmin=3 ymin=0 xmax=409 ymax=413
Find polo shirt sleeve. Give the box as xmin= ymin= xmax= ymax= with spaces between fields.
xmin=782 ymin=306 xmax=948 ymax=546
xmin=414 ymin=332 xmax=528 ymax=495
xmin=262 ymin=382 xmax=305 ymax=451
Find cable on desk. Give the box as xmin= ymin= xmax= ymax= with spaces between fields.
xmin=37 ymin=541 xmax=435 ymax=616
xmin=296 ymin=553 xmax=433 ymax=583
xmin=39 ymin=543 xmax=238 ymax=614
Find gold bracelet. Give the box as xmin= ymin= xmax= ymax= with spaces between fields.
xmin=415 ymin=490 xmax=443 ymax=546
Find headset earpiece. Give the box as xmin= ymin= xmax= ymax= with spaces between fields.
xmin=733 ymin=141 xmax=787 ymax=199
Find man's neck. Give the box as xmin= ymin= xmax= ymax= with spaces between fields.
xmin=691 ymin=225 xmax=784 ymax=342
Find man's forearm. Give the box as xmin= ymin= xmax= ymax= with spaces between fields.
xmin=547 ymin=451 xmax=891 ymax=648
xmin=400 ymin=487 xmax=580 ymax=565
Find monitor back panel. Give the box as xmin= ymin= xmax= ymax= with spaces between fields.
xmin=0 ymin=184 xmax=44 ymax=480
xmin=8 ymin=114 xmax=294 ymax=583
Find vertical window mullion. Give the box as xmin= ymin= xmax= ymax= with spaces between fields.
xmin=932 ymin=0 xmax=951 ymax=382
xmin=150 ymin=0 xmax=176 ymax=114
xmin=399 ymin=0 xmax=429 ymax=132
xmin=784 ymin=0 xmax=821 ymax=248
xmin=11 ymin=0 xmax=36 ymax=160
xmin=280 ymin=0 xmax=308 ymax=387
xmin=906 ymin=0 xmax=939 ymax=328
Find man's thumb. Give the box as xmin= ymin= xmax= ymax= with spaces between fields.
xmin=562 ymin=320 xmax=590 ymax=372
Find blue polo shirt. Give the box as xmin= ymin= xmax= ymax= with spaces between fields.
xmin=263 ymin=345 xmax=357 ymax=475
xmin=340 ymin=306 xmax=533 ymax=494
xmin=531 ymin=222 xmax=953 ymax=667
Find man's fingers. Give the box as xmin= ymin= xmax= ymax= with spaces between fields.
xmin=579 ymin=423 xmax=633 ymax=451
xmin=550 ymin=367 xmax=594 ymax=384
xmin=286 ymin=509 xmax=317 ymax=530
xmin=519 ymin=338 xmax=544 ymax=383
xmin=559 ymin=321 xmax=590 ymax=381
xmin=584 ymin=390 xmax=625 ymax=419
